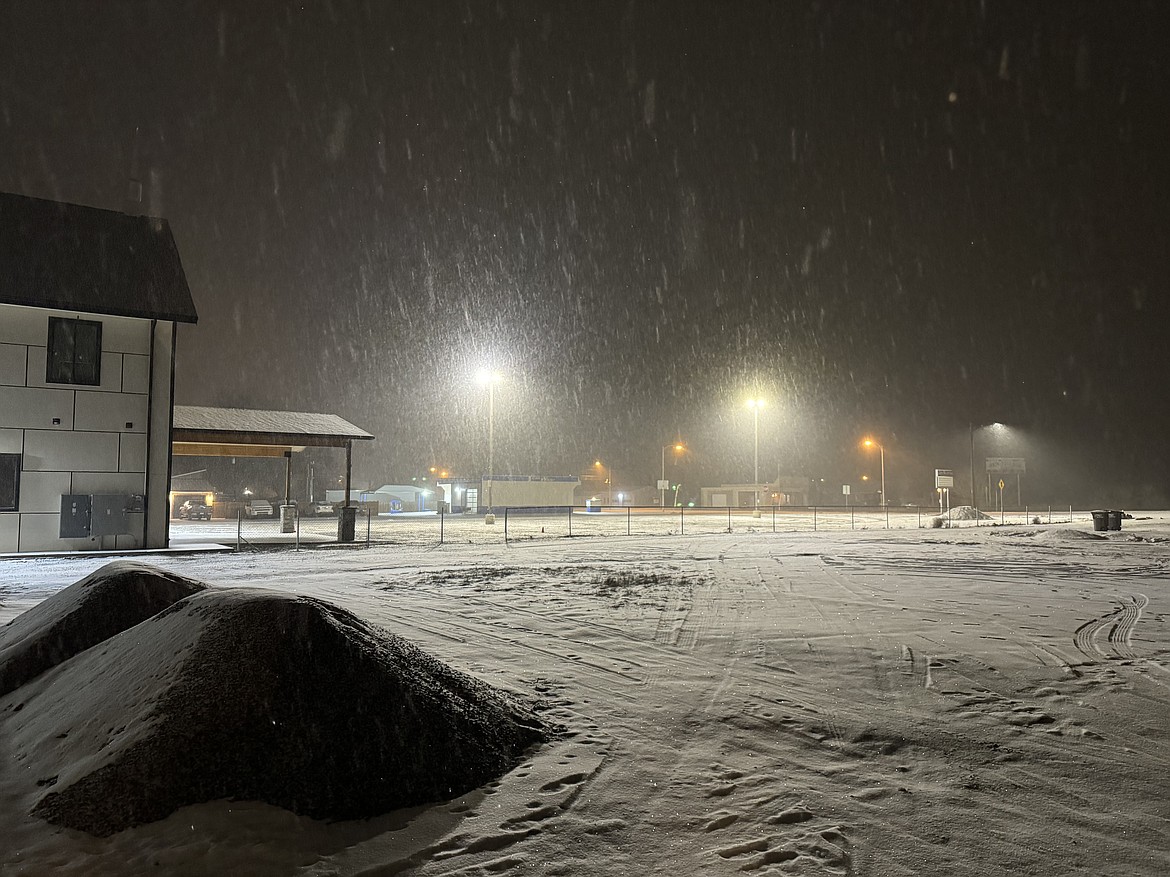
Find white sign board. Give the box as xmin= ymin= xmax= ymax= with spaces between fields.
xmin=986 ymin=457 xmax=1026 ymax=473
xmin=934 ymin=468 xmax=954 ymax=488
xmin=841 ymin=484 xmax=851 ymax=495
xmin=656 ymin=479 xmax=670 ymax=490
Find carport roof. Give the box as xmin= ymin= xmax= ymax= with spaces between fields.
xmin=173 ymin=406 xmax=374 ymax=455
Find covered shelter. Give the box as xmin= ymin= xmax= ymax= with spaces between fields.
xmin=171 ymin=406 xmax=374 ymax=539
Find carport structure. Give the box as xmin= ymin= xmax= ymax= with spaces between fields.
xmin=171 ymin=406 xmax=374 ymax=538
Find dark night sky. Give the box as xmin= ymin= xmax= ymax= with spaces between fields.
xmin=2 ymin=1 xmax=1166 ymax=505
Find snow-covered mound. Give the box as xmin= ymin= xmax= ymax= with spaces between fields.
xmin=0 ymin=560 xmax=207 ymax=697
xmin=7 ymin=586 xmax=546 ymax=837
xmin=943 ymin=505 xmax=993 ymax=521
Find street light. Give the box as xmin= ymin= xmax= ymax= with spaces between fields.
xmin=862 ymin=438 xmax=885 ymax=507
xmin=969 ymin=422 xmax=1008 ymax=511
xmin=661 ymin=442 xmax=684 ymax=509
xmin=594 ymin=460 xmax=611 ymax=505
xmin=746 ymin=399 xmax=765 ymax=513
xmin=476 ymin=369 xmax=502 ymax=522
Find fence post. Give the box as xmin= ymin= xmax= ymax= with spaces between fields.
xmin=885 ymin=504 xmax=890 ymax=529
xmin=1048 ymin=505 xmax=1052 ymax=525
xmin=728 ymin=506 xmax=732 ymax=533
xmin=813 ymin=505 xmax=817 ymax=532
xmin=851 ymin=505 xmax=855 ymax=530
xmin=365 ymin=509 xmax=371 ymax=547
xmin=568 ymin=505 xmax=573 ymax=537
xmin=1069 ymin=505 xmax=1073 ymax=524
xmin=917 ymin=505 xmax=921 ymax=529
xmin=627 ymin=505 xmax=631 ymax=536
xmin=295 ymin=508 xmax=300 ymax=551
xmin=504 ymin=507 xmax=509 ymax=542
xmin=236 ymin=509 xmax=242 ymax=551
xmin=773 ymin=504 xmax=777 ymax=533
xmin=680 ymin=504 xmax=684 ymax=535
xmin=440 ymin=509 xmax=444 ymax=544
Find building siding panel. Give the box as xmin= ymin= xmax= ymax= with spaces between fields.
xmin=0 ymin=386 xmax=74 ymax=430
xmin=0 ymin=343 xmax=26 ymax=386
xmin=22 ymin=431 xmax=120 ymax=472
xmin=15 ymin=470 xmax=72 ymax=513
xmin=74 ymin=391 xmax=148 ymax=434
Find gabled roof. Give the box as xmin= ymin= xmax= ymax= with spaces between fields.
xmin=0 ymin=192 xmax=198 ymax=323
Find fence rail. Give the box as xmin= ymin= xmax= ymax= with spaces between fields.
xmin=169 ymin=504 xmax=1081 ymax=550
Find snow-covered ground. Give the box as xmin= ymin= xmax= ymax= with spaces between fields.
xmin=2 ymin=515 xmax=1169 ymax=875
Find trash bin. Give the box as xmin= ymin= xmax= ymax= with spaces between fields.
xmin=1107 ymin=509 xmax=1123 ymax=531
xmin=1090 ymin=510 xmax=1109 ymax=532
xmin=337 ymin=506 xmax=357 ymax=542
xmin=279 ymin=504 xmax=296 ymax=534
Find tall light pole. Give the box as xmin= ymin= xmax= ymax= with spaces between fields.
xmin=863 ymin=438 xmax=885 ymax=507
xmin=476 ymin=369 xmax=501 ymax=521
xmin=746 ymin=399 xmax=765 ymax=511
xmin=594 ymin=460 xmax=611 ymax=505
xmin=969 ymin=422 xmax=1007 ymax=512
xmin=969 ymin=423 xmax=976 ymax=511
xmin=661 ymin=442 xmax=684 ymax=509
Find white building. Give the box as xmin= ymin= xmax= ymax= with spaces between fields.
xmin=0 ymin=193 xmax=197 ymax=552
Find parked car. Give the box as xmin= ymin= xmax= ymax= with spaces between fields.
xmin=243 ymin=499 xmax=274 ymax=518
xmin=310 ymin=500 xmax=335 ymax=516
xmin=178 ymin=500 xmax=213 ymax=521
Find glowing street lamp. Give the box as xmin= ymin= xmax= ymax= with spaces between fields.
xmin=746 ymin=399 xmax=765 ymax=513
xmin=661 ymin=442 xmax=684 ymax=509
xmin=594 ymin=459 xmax=611 ymax=505
xmin=862 ymin=438 xmax=885 ymax=508
xmin=476 ymin=369 xmax=502 ymax=522
xmin=969 ymin=422 xmax=1007 ymax=511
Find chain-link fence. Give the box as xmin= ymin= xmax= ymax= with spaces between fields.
xmin=170 ymin=504 xmax=1081 ymax=550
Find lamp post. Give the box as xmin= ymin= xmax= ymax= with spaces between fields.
xmin=863 ymin=438 xmax=885 ymax=507
xmin=476 ymin=369 xmax=501 ymax=522
xmin=594 ymin=460 xmax=611 ymax=505
xmin=968 ymin=422 xmax=1008 ymax=512
xmin=661 ymin=442 xmax=684 ymax=509
xmin=746 ymin=399 xmax=764 ymax=512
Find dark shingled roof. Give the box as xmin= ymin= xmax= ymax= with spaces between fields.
xmin=0 ymin=192 xmax=197 ymax=323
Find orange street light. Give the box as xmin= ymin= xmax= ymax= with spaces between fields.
xmin=862 ymin=438 xmax=886 ymax=508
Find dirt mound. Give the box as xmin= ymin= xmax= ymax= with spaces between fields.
xmin=14 ymin=587 xmax=546 ymax=836
xmin=944 ymin=506 xmax=993 ymax=521
xmin=0 ymin=560 xmax=207 ymax=697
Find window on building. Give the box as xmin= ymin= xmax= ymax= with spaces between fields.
xmin=47 ymin=317 xmax=102 ymax=385
xmin=0 ymin=454 xmax=19 ymax=511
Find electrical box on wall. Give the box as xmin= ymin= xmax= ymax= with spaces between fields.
xmin=59 ymin=494 xmax=142 ymax=539
xmin=60 ymin=495 xmax=92 ymax=538
xmin=91 ymin=495 xmax=131 ymax=537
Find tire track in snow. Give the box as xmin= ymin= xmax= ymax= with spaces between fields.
xmin=1074 ymin=595 xmax=1147 ymax=662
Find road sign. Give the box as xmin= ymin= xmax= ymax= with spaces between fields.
xmin=998 ymin=479 xmax=1005 ymax=490
xmin=841 ymin=484 xmax=851 ymax=495
xmin=986 ymin=457 xmax=1025 ymax=473
xmin=656 ymin=479 xmax=669 ymax=490
xmin=934 ymin=468 xmax=954 ymax=488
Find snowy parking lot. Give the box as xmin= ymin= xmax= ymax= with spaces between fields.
xmin=2 ymin=516 xmax=1168 ymax=875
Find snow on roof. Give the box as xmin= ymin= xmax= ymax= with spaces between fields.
xmin=173 ymin=406 xmax=374 ymax=441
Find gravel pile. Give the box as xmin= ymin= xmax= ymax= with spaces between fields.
xmin=16 ymin=584 xmax=546 ymax=836
xmin=0 ymin=560 xmax=206 ymax=697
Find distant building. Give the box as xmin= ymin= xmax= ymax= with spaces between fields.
xmin=0 ymin=193 xmax=197 ymax=552
xmin=439 ymin=475 xmax=579 ymax=513
xmin=701 ymin=477 xmax=812 ymax=508
xmin=324 ymin=484 xmax=439 ymax=513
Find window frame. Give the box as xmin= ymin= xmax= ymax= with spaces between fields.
xmin=46 ymin=316 xmax=103 ymax=386
xmin=0 ymin=453 xmax=20 ymax=512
